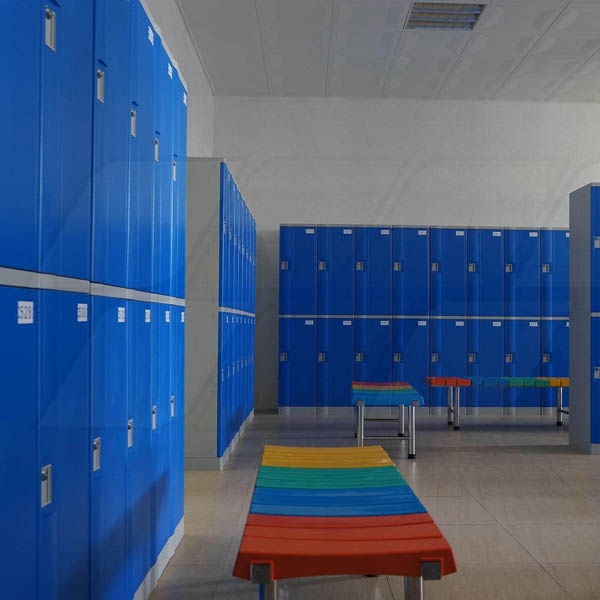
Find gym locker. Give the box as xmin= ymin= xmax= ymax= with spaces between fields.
xmin=592 ymin=317 xmax=600 ymax=443
xmin=316 ymin=318 xmax=354 ymax=408
xmin=395 ymin=227 xmax=430 ymax=316
xmin=92 ymin=0 xmax=130 ymax=289
xmin=0 ymin=288 xmax=38 ymax=598
xmin=430 ymin=227 xmax=467 ymax=316
xmin=38 ymin=291 xmax=90 ymax=600
xmin=0 ymin=2 xmax=41 ymax=271
xmin=317 ymin=227 xmax=355 ymax=316
xmin=279 ymin=318 xmax=316 ymax=408
xmin=217 ymin=312 xmax=232 ymax=457
xmin=392 ymin=318 xmax=429 ymax=403
xmin=541 ymin=320 xmax=569 ymax=407
xmin=129 ymin=0 xmax=155 ymax=293
xmin=40 ymin=0 xmax=93 ymax=280
xmin=467 ymin=319 xmax=504 ymax=406
xmin=504 ymin=319 xmax=541 ymax=408
xmin=355 ymin=227 xmax=392 ymax=316
xmin=90 ymin=296 xmax=127 ymax=600
xmin=354 ymin=318 xmax=392 ymax=382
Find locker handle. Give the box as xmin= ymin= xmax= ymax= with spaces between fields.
xmin=505 ymin=353 xmax=513 ymax=363
xmin=595 ymin=237 xmax=600 ymax=249
xmin=93 ymin=437 xmax=101 ymax=472
xmin=130 ymin=109 xmax=137 ymax=137
xmin=505 ymin=263 xmax=513 ymax=273
xmin=152 ymin=405 xmax=157 ymax=430
xmin=431 ymin=353 xmax=439 ymax=363
xmin=280 ymin=352 xmax=288 ymax=362
xmin=431 ymin=262 xmax=439 ymax=272
xmin=468 ymin=353 xmax=476 ymax=363
xmin=41 ymin=465 xmax=52 ymax=508
xmin=318 ymin=261 xmax=327 ymax=271
xmin=170 ymin=395 xmax=175 ymax=418
xmin=542 ymin=264 xmax=551 ymax=273
xmin=356 ymin=261 xmax=364 ymax=271
xmin=595 ymin=367 xmax=600 ymax=379
xmin=154 ymin=137 xmax=160 ymax=162
xmin=97 ymin=69 xmax=105 ymax=103
xmin=468 ymin=263 xmax=476 ymax=273
xmin=542 ymin=353 xmax=550 ymax=363
xmin=127 ymin=419 xmax=134 ymax=448
xmin=355 ymin=352 xmax=364 ymax=362
xmin=393 ymin=352 xmax=402 ymax=363
xmin=394 ymin=261 xmax=402 ymax=272
xmin=173 ymin=160 xmax=177 ymax=181
xmin=280 ymin=260 xmax=288 ymax=271
xmin=318 ymin=352 xmax=326 ymax=362
xmin=45 ymin=6 xmax=56 ymax=51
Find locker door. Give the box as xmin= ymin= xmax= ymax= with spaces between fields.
xmin=541 ymin=320 xmax=569 ymax=408
xmin=505 ymin=319 xmax=541 ymax=408
xmin=38 ymin=290 xmax=90 ymax=600
xmin=467 ymin=319 xmax=504 ymax=407
xmin=219 ymin=165 xmax=227 ymax=306
xmin=592 ymin=318 xmax=600 ymax=443
xmin=355 ymin=318 xmax=392 ymax=382
xmin=393 ymin=318 xmax=429 ymax=403
xmin=0 ymin=287 xmax=37 ymax=598
xmin=430 ymin=319 xmax=467 ymax=407
xmin=217 ymin=312 xmax=227 ymax=457
xmin=126 ymin=300 xmax=152 ymax=597
xmin=392 ymin=228 xmax=404 ymax=317
xmin=279 ymin=318 xmax=316 ymax=407
xmin=592 ymin=191 xmax=600 ymax=313
xmin=90 ymin=296 xmax=127 ymax=600
xmin=468 ymin=228 xmax=504 ymax=317
xmin=403 ymin=228 xmax=430 ymax=316
xmin=541 ymin=229 xmax=569 ymax=317
xmin=355 ymin=227 xmax=392 ymax=316
xmin=505 ymin=229 xmax=540 ymax=317
xmin=0 ymin=2 xmax=41 ymax=270
xmin=317 ymin=318 xmax=354 ymax=408
xmin=40 ymin=0 xmax=93 ymax=279
xmin=129 ymin=0 xmax=155 ymax=292
xmin=93 ymin=0 xmax=130 ymax=288
xmin=430 ymin=228 xmax=467 ymax=316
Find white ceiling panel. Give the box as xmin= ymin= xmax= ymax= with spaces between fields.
xmin=552 ymin=55 xmax=600 ymax=101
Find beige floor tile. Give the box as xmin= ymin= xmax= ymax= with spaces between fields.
xmin=544 ymin=563 xmax=600 ymax=599
xmin=420 ymin=496 xmax=496 ymax=525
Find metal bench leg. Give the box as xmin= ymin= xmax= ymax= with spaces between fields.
xmin=557 ymin=387 xmax=563 ymax=427
xmin=408 ymin=401 xmax=417 ymax=459
xmin=447 ymin=387 xmax=453 ymax=425
xmin=252 ymin=564 xmax=278 ymax=600
xmin=404 ymin=576 xmax=423 ymax=600
xmin=259 ymin=582 xmax=278 ymax=600
xmin=399 ymin=404 xmax=406 ymax=437
xmin=357 ymin=400 xmax=365 ymax=447
xmin=453 ymin=387 xmax=460 ymax=430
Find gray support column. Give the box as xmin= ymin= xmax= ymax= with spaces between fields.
xmin=447 ymin=387 xmax=453 ymax=425
xmin=453 ymin=387 xmax=460 ymax=430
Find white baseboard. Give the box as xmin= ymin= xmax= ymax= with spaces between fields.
xmin=219 ymin=410 xmax=254 ymax=470
xmin=133 ymin=517 xmax=184 ymax=600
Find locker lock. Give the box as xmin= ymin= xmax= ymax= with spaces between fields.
xmin=542 ymin=264 xmax=551 ymax=274
xmin=394 ymin=261 xmax=402 ymax=272
xmin=431 ymin=353 xmax=439 ymax=363
xmin=468 ymin=263 xmax=476 ymax=273
xmin=542 ymin=353 xmax=551 ymax=363
xmin=93 ymin=437 xmax=101 ymax=472
xmin=280 ymin=352 xmax=288 ymax=362
xmin=468 ymin=353 xmax=476 ymax=363
xmin=431 ymin=262 xmax=439 ymax=272
xmin=393 ymin=352 xmax=402 ymax=363
xmin=505 ymin=263 xmax=513 ymax=273
xmin=280 ymin=261 xmax=288 ymax=271
xmin=318 ymin=261 xmax=327 ymax=271
xmin=41 ymin=465 xmax=52 ymax=508
xmin=595 ymin=367 xmax=600 ymax=380
xmin=355 ymin=352 xmax=364 ymax=363
xmin=505 ymin=353 xmax=513 ymax=364
xmin=356 ymin=261 xmax=364 ymax=271
xmin=318 ymin=352 xmax=326 ymax=362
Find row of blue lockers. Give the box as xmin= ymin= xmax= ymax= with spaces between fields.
xmin=1 ymin=288 xmax=185 ymax=600
xmin=279 ymin=316 xmax=568 ymax=409
xmin=217 ymin=313 xmax=256 ymax=456
xmin=219 ymin=164 xmax=256 ymax=314
xmin=4 ymin=0 xmax=187 ymax=299
xmin=280 ymin=226 xmax=569 ymax=318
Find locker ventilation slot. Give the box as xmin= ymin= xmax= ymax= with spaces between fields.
xmin=355 ymin=353 xmax=364 ymax=362
xmin=393 ymin=353 xmax=402 ymax=363
xmin=41 ymin=465 xmax=52 ymax=508
xmin=280 ymin=352 xmax=288 ymax=362
xmin=280 ymin=261 xmax=288 ymax=271
xmin=505 ymin=354 xmax=513 ymax=363
xmin=468 ymin=353 xmax=476 ymax=363
xmin=318 ymin=352 xmax=326 ymax=362
xmin=542 ymin=353 xmax=550 ymax=363
xmin=468 ymin=263 xmax=476 ymax=273
xmin=505 ymin=264 xmax=513 ymax=273
xmin=431 ymin=353 xmax=439 ymax=363
xmin=45 ymin=6 xmax=56 ymax=51
xmin=356 ymin=261 xmax=364 ymax=271
xmin=318 ymin=261 xmax=327 ymax=271
xmin=542 ymin=264 xmax=551 ymax=273
xmin=127 ymin=419 xmax=134 ymax=447
xmin=394 ymin=262 xmax=402 ymax=272
xmin=97 ymin=69 xmax=105 ymax=103
xmin=431 ymin=263 xmax=439 ymax=272
xmin=93 ymin=437 xmax=101 ymax=472
xmin=130 ymin=109 xmax=137 ymax=137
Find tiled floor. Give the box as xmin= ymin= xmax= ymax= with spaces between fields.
xmin=150 ymin=412 xmax=600 ymax=599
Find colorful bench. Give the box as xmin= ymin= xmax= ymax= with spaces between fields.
xmin=351 ymin=382 xmax=425 ymax=458
xmin=425 ymin=376 xmax=569 ymax=428
xmin=233 ymin=445 xmax=457 ymax=600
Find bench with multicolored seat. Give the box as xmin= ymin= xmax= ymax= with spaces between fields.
xmin=233 ymin=445 xmax=457 ymax=600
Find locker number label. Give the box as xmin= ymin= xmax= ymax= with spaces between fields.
xmin=118 ymin=307 xmax=126 ymax=323
xmin=165 ymin=311 xmax=171 ymax=323
xmin=77 ymin=303 xmax=88 ymax=323
xmin=381 ymin=229 xmax=390 ymax=235
xmin=343 ymin=320 xmax=352 ymax=326
xmin=418 ymin=320 xmax=427 ymax=326
xmin=343 ymin=229 xmax=352 ymax=235
xmin=380 ymin=320 xmax=389 ymax=326
xmin=418 ymin=230 xmax=427 ymax=236
xmin=455 ymin=321 xmax=464 ymax=327
xmin=456 ymin=231 xmax=465 ymax=236
xmin=145 ymin=309 xmax=151 ymax=323
xmin=567 ymin=321 xmax=570 ymax=327
xmin=305 ymin=228 xmax=315 ymax=234
xmin=493 ymin=231 xmax=501 ymax=237
xmin=17 ymin=301 xmax=34 ymax=325
xmin=529 ymin=231 xmax=538 ymax=237
xmin=529 ymin=321 xmax=538 ymax=327
xmin=305 ymin=320 xmax=314 ymax=325
xmin=566 ymin=232 xmax=570 ymax=238
xmin=493 ymin=321 xmax=502 ymax=327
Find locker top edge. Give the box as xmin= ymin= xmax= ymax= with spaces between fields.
xmin=569 ymin=183 xmax=600 ymax=197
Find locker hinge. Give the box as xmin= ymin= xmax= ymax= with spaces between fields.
xmin=468 ymin=353 xmax=476 ymax=363
xmin=45 ymin=6 xmax=56 ymax=51
xmin=318 ymin=352 xmax=326 ymax=362
xmin=355 ymin=352 xmax=364 ymax=362
xmin=127 ymin=419 xmax=134 ymax=447
xmin=542 ymin=353 xmax=551 ymax=363
xmin=154 ymin=137 xmax=160 ymax=162
xmin=152 ymin=405 xmax=157 ymax=430
xmin=468 ymin=263 xmax=476 ymax=273
xmin=595 ymin=237 xmax=600 ymax=249
xmin=505 ymin=353 xmax=513 ymax=363
xmin=93 ymin=437 xmax=101 ymax=472
xmin=505 ymin=263 xmax=513 ymax=273
xmin=97 ymin=69 xmax=105 ymax=103
xmin=431 ymin=262 xmax=439 ymax=272
xmin=280 ymin=352 xmax=288 ymax=362
xmin=394 ymin=261 xmax=402 ymax=272
xmin=130 ymin=109 xmax=137 ymax=137
xmin=542 ymin=264 xmax=551 ymax=274
xmin=318 ymin=261 xmax=327 ymax=271
xmin=280 ymin=261 xmax=288 ymax=271
xmin=393 ymin=352 xmax=402 ymax=363
xmin=595 ymin=367 xmax=600 ymax=379
xmin=41 ymin=465 xmax=52 ymax=508
xmin=431 ymin=353 xmax=439 ymax=363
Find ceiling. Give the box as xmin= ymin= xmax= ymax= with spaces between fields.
xmin=177 ymin=0 xmax=600 ymax=102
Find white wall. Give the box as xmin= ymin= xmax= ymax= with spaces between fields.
xmin=214 ymin=96 xmax=600 ymax=411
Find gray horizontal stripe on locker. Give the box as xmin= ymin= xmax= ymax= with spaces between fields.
xmin=592 ymin=313 xmax=600 ymax=318
xmin=540 ymin=316 xmax=569 ymax=321
xmin=91 ymin=283 xmax=185 ymax=306
xmin=0 ymin=267 xmax=89 ymax=294
xmin=218 ymin=307 xmax=256 ymax=317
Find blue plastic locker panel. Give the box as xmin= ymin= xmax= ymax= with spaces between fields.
xmin=317 ymin=227 xmax=355 ymax=316
xmin=430 ymin=228 xmax=467 ymax=317
xmin=429 ymin=319 xmax=467 ymax=407
xmin=217 ymin=312 xmax=226 ymax=456
xmin=541 ymin=320 xmax=569 ymax=408
xmin=504 ymin=229 xmax=541 ymax=317
xmin=354 ymin=318 xmax=392 ymax=382
xmin=316 ymin=318 xmax=354 ymax=408
xmin=392 ymin=228 xmax=404 ymax=317
xmin=398 ymin=228 xmax=430 ymax=316
xmin=355 ymin=227 xmax=392 ymax=316
xmin=92 ymin=0 xmax=130 ymax=288
xmin=38 ymin=290 xmax=90 ymax=600
xmin=90 ymin=296 xmax=127 ymax=600
xmin=0 ymin=2 xmax=40 ymax=270
xmin=279 ymin=226 xmax=317 ymax=316
xmin=219 ymin=165 xmax=227 ymax=306
xmin=40 ymin=0 xmax=93 ymax=279
xmin=468 ymin=228 xmax=504 ymax=317
xmin=541 ymin=229 xmax=569 ymax=318
xmin=0 ymin=287 xmax=37 ymax=598
xmin=129 ymin=0 xmax=155 ymax=292
xmin=232 ymin=188 xmax=240 ymax=312
xmin=392 ymin=318 xmax=429 ymax=403
xmin=218 ymin=312 xmax=234 ymax=456
xmin=126 ymin=300 xmax=152 ymax=597
xmin=504 ymin=319 xmax=541 ymax=407
xmin=592 ymin=188 xmax=600 ymax=313
xmin=592 ymin=317 xmax=600 ymax=444
xmin=467 ymin=319 xmax=504 ymax=407
xmin=279 ymin=318 xmax=316 ymax=407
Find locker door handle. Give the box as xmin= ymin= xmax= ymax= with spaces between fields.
xmin=173 ymin=160 xmax=177 ymax=181
xmin=431 ymin=263 xmax=439 ymax=272
xmin=505 ymin=264 xmax=513 ymax=273
xmin=393 ymin=353 xmax=402 ymax=363
xmin=355 ymin=353 xmax=364 ymax=362
xmin=154 ymin=137 xmax=160 ymax=162
xmin=127 ymin=420 xmax=134 ymax=448
xmin=468 ymin=263 xmax=476 ymax=273
xmin=97 ymin=69 xmax=105 ymax=103
xmin=280 ymin=352 xmax=288 ymax=362
xmin=431 ymin=353 xmax=439 ymax=363
xmin=318 ymin=261 xmax=327 ymax=271
xmin=468 ymin=353 xmax=476 ymax=363
xmin=318 ymin=352 xmax=326 ymax=362
xmin=505 ymin=354 xmax=513 ymax=363
xmin=394 ymin=261 xmax=402 ymax=272
xmin=130 ymin=109 xmax=137 ymax=137
xmin=594 ymin=367 xmax=600 ymax=379
xmin=41 ymin=465 xmax=52 ymax=508
xmin=152 ymin=406 xmax=157 ymax=430
xmin=356 ymin=261 xmax=364 ymax=271
xmin=93 ymin=437 xmax=101 ymax=472
xmin=171 ymin=396 xmax=175 ymax=417
xmin=542 ymin=353 xmax=551 ymax=363
xmin=542 ymin=264 xmax=551 ymax=273
xmin=595 ymin=237 xmax=600 ymax=249
xmin=45 ymin=6 xmax=56 ymax=51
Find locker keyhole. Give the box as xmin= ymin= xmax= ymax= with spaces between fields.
xmin=542 ymin=353 xmax=551 ymax=363
xmin=468 ymin=263 xmax=476 ymax=273
xmin=542 ymin=264 xmax=551 ymax=274
xmin=468 ymin=353 xmax=476 ymax=363
xmin=318 ymin=261 xmax=327 ymax=271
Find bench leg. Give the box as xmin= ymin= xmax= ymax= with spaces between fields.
xmin=399 ymin=405 xmax=406 ymax=437
xmin=408 ymin=401 xmax=416 ymax=459
xmin=453 ymin=387 xmax=460 ymax=430
xmin=447 ymin=387 xmax=453 ymax=425
xmin=404 ymin=576 xmax=423 ymax=600
xmin=557 ymin=387 xmax=563 ymax=427
xmin=357 ymin=400 xmax=365 ymax=447
xmin=259 ymin=582 xmax=278 ymax=600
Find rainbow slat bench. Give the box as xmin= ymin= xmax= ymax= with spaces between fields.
xmin=425 ymin=376 xmax=569 ymax=428
xmin=233 ymin=445 xmax=457 ymax=600
xmin=351 ymin=382 xmax=425 ymax=458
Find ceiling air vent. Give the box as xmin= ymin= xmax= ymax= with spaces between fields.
xmin=407 ymin=2 xmax=485 ymax=31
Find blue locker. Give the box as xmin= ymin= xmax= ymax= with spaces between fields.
xmin=541 ymin=320 xmax=569 ymax=408
xmin=0 ymin=287 xmax=37 ymax=599
xmin=593 ymin=191 xmax=600 ymax=313
xmin=355 ymin=227 xmax=392 ymax=316
xmin=218 ymin=312 xmax=233 ymax=456
xmin=90 ymin=296 xmax=127 ymax=600
xmin=467 ymin=319 xmax=504 ymax=407
xmin=504 ymin=319 xmax=541 ymax=407
xmin=129 ymin=0 xmax=155 ymax=292
xmin=217 ymin=312 xmax=226 ymax=456
xmin=430 ymin=228 xmax=467 ymax=316
xmin=467 ymin=228 xmax=504 ymax=317
xmin=394 ymin=227 xmax=429 ymax=316
xmin=392 ymin=318 xmax=429 ymax=402
xmin=430 ymin=319 xmax=467 ymax=407
xmin=317 ymin=227 xmax=355 ymax=316
xmin=232 ymin=188 xmax=240 ymax=312
xmin=153 ymin=42 xmax=174 ymax=296
xmin=279 ymin=318 xmax=316 ymax=407
xmin=38 ymin=290 xmax=90 ymax=600
xmin=0 ymin=2 xmax=41 ymax=271
xmin=504 ymin=229 xmax=541 ymax=317
xmin=126 ymin=300 xmax=152 ymax=597
xmin=40 ymin=0 xmax=93 ymax=279
xmin=541 ymin=229 xmax=569 ymax=318
xmin=592 ymin=317 xmax=600 ymax=443
xmin=93 ymin=0 xmax=130 ymax=288
xmin=354 ymin=318 xmax=392 ymax=382
xmin=316 ymin=318 xmax=354 ymax=408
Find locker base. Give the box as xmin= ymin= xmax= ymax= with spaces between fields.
xmin=408 ymin=454 xmax=416 ymax=460
xmin=447 ymin=421 xmax=453 ymax=426
xmin=453 ymin=426 xmax=460 ymax=431
xmin=557 ymin=422 xmax=563 ymax=427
